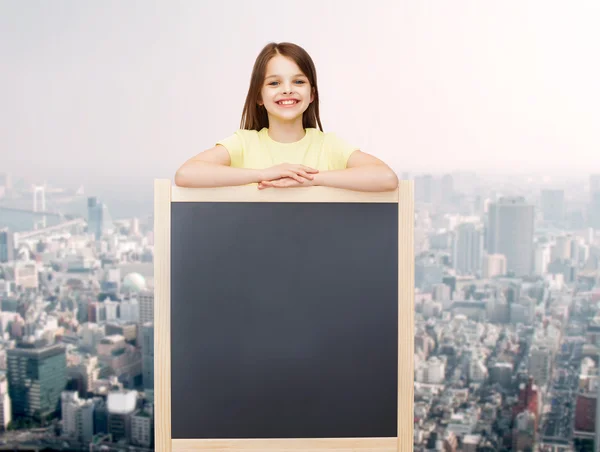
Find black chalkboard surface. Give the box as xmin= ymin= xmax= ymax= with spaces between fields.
xmin=170 ymin=202 xmax=399 ymax=439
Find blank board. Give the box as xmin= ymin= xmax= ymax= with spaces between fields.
xmin=154 ymin=181 xmax=415 ymax=451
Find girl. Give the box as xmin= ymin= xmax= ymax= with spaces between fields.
xmin=175 ymin=42 xmax=398 ymax=192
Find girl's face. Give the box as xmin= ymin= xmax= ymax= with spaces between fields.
xmin=258 ymin=54 xmax=314 ymax=126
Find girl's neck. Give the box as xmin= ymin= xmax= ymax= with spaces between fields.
xmin=266 ymin=118 xmax=306 ymax=143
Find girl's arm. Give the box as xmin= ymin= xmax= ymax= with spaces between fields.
xmin=311 ymin=150 xmax=399 ymax=192
xmin=174 ymin=146 xmax=262 ymax=188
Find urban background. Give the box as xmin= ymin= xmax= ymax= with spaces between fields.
xmin=2 ymin=1 xmax=600 ymax=451
xmin=1 ymin=171 xmax=600 ymax=451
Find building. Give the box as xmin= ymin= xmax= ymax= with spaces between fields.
xmin=131 ymin=407 xmax=153 ymax=448
xmin=142 ymin=322 xmax=154 ymax=390
xmin=106 ymin=322 xmax=137 ymax=344
xmin=61 ymin=391 xmax=94 ymax=444
xmin=68 ymin=357 xmax=100 ymax=398
xmin=87 ymin=197 xmax=113 ymax=240
xmin=490 ymin=362 xmax=513 ymax=388
xmin=0 ymin=228 xmax=15 ymax=263
xmin=80 ymin=323 xmax=106 ymax=353
xmin=528 ymin=345 xmax=552 ymax=388
xmin=534 ymin=243 xmax=551 ymax=276
xmin=482 ymin=254 xmax=507 ymax=279
xmin=7 ymin=342 xmax=67 ymax=420
xmin=590 ymin=174 xmax=600 ymax=229
xmin=119 ymin=298 xmax=140 ymax=323
xmin=512 ymin=410 xmax=536 ymax=451
xmin=552 ymin=235 xmax=573 ymax=261
xmin=574 ymin=390 xmax=596 ymax=433
xmin=487 ymin=197 xmax=534 ymax=276
xmin=14 ymin=262 xmax=38 ymax=289
xmin=107 ymin=390 xmax=138 ymax=442
xmin=452 ymin=223 xmax=483 ymax=275
xmin=541 ymin=189 xmax=565 ymax=224
xmin=0 ymin=375 xmax=12 ymax=431
xmin=137 ymin=290 xmax=154 ymax=325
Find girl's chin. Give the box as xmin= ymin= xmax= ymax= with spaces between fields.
xmin=267 ymin=111 xmax=305 ymax=122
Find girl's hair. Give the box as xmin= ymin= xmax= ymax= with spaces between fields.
xmin=240 ymin=42 xmax=323 ymax=132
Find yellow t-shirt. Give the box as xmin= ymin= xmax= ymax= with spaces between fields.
xmin=216 ymin=127 xmax=359 ymax=171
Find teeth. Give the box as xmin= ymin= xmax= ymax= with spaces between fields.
xmin=278 ymin=100 xmax=297 ymax=105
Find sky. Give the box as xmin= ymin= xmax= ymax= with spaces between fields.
xmin=1 ymin=1 xmax=599 ymax=197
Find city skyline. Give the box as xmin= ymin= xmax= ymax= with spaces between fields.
xmin=1 ymin=169 xmax=600 ymax=449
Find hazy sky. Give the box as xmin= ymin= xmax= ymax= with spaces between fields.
xmin=2 ymin=1 xmax=599 ymax=195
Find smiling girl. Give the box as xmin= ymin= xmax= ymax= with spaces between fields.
xmin=175 ymin=42 xmax=398 ymax=192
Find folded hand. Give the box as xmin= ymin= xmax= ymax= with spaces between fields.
xmin=258 ymin=177 xmax=315 ymax=189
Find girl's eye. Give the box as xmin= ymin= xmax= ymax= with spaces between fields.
xmin=267 ymin=80 xmax=306 ymax=86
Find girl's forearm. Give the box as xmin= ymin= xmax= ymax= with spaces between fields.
xmin=312 ymin=166 xmax=399 ymax=192
xmin=174 ymin=161 xmax=262 ymax=188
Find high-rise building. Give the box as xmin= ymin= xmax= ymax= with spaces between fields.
xmin=107 ymin=390 xmax=137 ymax=442
xmin=87 ymin=197 xmax=114 ymax=240
xmin=534 ymin=243 xmax=551 ymax=276
xmin=0 ymin=173 xmax=12 ymax=190
xmin=540 ymin=189 xmax=565 ymax=224
xmin=482 ymin=254 xmax=507 ymax=278
xmin=552 ymin=235 xmax=572 ymax=261
xmin=487 ymin=197 xmax=535 ymax=276
xmin=590 ymin=175 xmax=600 ymax=229
xmin=528 ymin=344 xmax=552 ymax=387
xmin=138 ymin=291 xmax=154 ymax=325
xmin=120 ymin=298 xmax=140 ymax=323
xmin=596 ymin=378 xmax=600 ymax=452
xmin=141 ymin=323 xmax=154 ymax=391
xmin=0 ymin=228 xmax=14 ymax=263
xmin=441 ymin=174 xmax=454 ymax=205
xmin=414 ymin=174 xmax=434 ymax=203
xmin=61 ymin=391 xmax=94 ymax=444
xmin=131 ymin=407 xmax=153 ymax=448
xmin=452 ymin=223 xmax=483 ymax=275
xmin=512 ymin=410 xmax=536 ymax=451
xmin=0 ymin=375 xmax=12 ymax=431
xmin=574 ymin=390 xmax=596 ymax=433
xmin=591 ymin=194 xmax=600 ymax=230
xmin=7 ymin=342 xmax=67 ymax=420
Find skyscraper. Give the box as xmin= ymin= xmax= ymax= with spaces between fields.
xmin=487 ymin=197 xmax=535 ymax=277
xmin=7 ymin=342 xmax=67 ymax=420
xmin=452 ymin=222 xmax=483 ymax=275
xmin=0 ymin=228 xmax=15 ymax=263
xmin=142 ymin=322 xmax=154 ymax=391
xmin=591 ymin=192 xmax=600 ymax=230
xmin=590 ymin=174 xmax=600 ymax=229
xmin=540 ymin=189 xmax=565 ymax=224
xmin=87 ymin=197 xmax=113 ymax=240
xmin=138 ymin=291 xmax=154 ymax=326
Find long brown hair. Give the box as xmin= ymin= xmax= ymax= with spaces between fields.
xmin=240 ymin=42 xmax=323 ymax=132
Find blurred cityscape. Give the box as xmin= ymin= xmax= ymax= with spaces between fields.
xmin=0 ymin=171 xmax=599 ymax=451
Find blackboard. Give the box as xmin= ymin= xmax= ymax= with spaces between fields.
xmin=154 ymin=182 xmax=414 ymax=452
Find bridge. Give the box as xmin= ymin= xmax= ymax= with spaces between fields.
xmin=0 ymin=206 xmax=65 ymax=217
xmin=15 ymin=219 xmax=86 ymax=240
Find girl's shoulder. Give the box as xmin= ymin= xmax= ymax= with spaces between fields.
xmin=230 ymin=128 xmax=263 ymax=139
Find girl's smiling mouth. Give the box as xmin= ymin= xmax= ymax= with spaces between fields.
xmin=276 ymin=99 xmax=299 ymax=106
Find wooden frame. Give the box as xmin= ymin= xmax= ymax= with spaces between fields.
xmin=154 ymin=180 xmax=415 ymax=452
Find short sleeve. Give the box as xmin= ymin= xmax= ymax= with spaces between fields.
xmin=326 ymin=133 xmax=360 ymax=170
xmin=216 ymin=131 xmax=244 ymax=168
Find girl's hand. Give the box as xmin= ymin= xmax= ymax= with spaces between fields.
xmin=258 ymin=177 xmax=315 ymax=189
xmin=258 ymin=164 xmax=318 ymax=184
